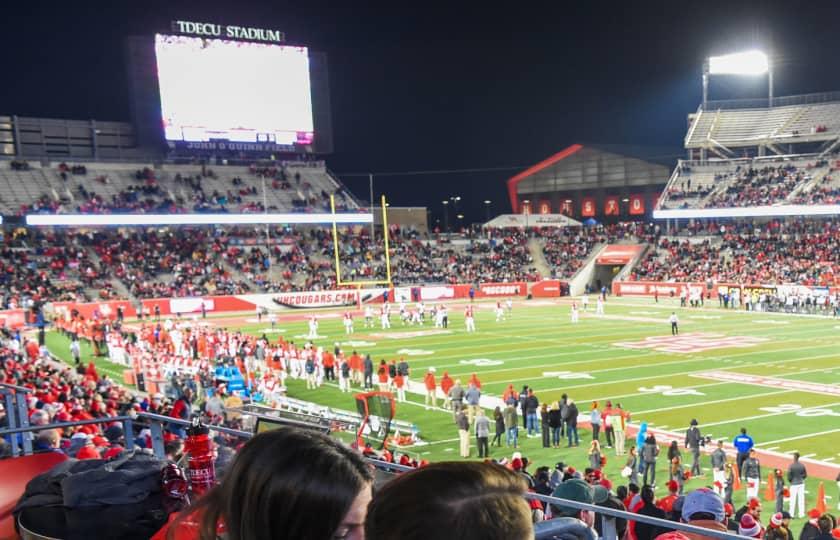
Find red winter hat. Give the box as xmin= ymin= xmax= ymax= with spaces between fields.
xmin=748 ymin=498 xmax=762 ymax=510
xmin=739 ymin=514 xmax=762 ymax=538
xmin=724 ymin=503 xmax=734 ymax=516
xmin=667 ymin=480 xmax=679 ymax=493
xmin=770 ymin=513 xmax=783 ymax=528
xmin=76 ymin=445 xmax=101 ymax=460
xmin=511 ymin=458 xmax=523 ymax=471
xmin=808 ymin=508 xmax=822 ymax=519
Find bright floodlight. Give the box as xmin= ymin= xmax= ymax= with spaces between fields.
xmin=708 ymin=50 xmax=768 ymax=75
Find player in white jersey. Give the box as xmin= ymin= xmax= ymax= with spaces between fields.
xmin=411 ymin=309 xmax=422 ymax=325
xmin=399 ymin=302 xmax=407 ymax=324
xmin=307 ymin=316 xmax=319 ymax=339
xmin=581 ymin=294 xmax=589 ymax=311
xmin=268 ymin=311 xmax=277 ymax=329
xmin=571 ymin=302 xmax=579 ymax=323
xmin=380 ymin=306 xmax=392 ymax=329
xmin=343 ymin=312 xmax=354 ymax=334
xmin=434 ymin=306 xmax=444 ymax=328
xmin=465 ymin=305 xmax=476 ymax=332
xmin=364 ymin=305 xmax=374 ymax=327
xmin=495 ymin=301 xmax=505 ymax=322
xmin=506 ymin=297 xmax=513 ymax=315
xmin=417 ymin=301 xmax=425 ymax=322
xmin=595 ymin=295 xmax=605 ymax=316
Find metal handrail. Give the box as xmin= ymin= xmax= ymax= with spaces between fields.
xmin=0 ymin=382 xmax=34 ymax=393
xmin=0 ymin=412 xmax=750 ymax=540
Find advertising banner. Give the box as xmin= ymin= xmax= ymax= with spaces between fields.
xmin=596 ymin=245 xmax=643 ymax=265
xmin=477 ymin=282 xmax=526 ymax=297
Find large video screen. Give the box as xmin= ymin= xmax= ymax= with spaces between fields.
xmin=154 ymin=34 xmax=314 ymax=145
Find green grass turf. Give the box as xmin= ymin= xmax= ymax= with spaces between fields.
xmin=47 ymin=296 xmax=840 ymax=528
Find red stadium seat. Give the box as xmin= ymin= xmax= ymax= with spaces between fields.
xmin=0 ymin=452 xmax=68 ymax=540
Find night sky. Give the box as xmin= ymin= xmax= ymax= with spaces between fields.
xmin=4 ymin=1 xmax=840 ymax=224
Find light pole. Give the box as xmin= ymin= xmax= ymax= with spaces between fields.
xmin=442 ymin=200 xmax=449 ymax=232
xmin=483 ymin=199 xmax=492 ymax=222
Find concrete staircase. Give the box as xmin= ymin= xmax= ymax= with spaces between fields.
xmin=526 ymin=238 xmax=553 ymax=279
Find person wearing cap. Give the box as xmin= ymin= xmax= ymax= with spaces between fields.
xmin=684 ymin=419 xmax=702 ymax=477
xmin=799 ymin=508 xmax=823 ymax=540
xmin=657 ymin=480 xmax=680 ymax=516
xmin=787 ymin=452 xmax=808 ymax=518
xmin=765 ymin=512 xmax=792 ymax=540
xmin=735 ymin=498 xmax=762 ymax=529
xmin=680 ymin=487 xmax=729 ymax=540
xmin=593 ymin=482 xmax=627 ymax=540
xmin=549 ymin=478 xmax=596 ymax=527
xmin=774 ymin=468 xmax=786 ymax=514
xmin=739 ymin=513 xmax=764 ymax=538
xmin=102 ymin=424 xmax=126 ymax=460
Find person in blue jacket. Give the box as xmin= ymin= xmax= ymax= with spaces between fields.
xmin=733 ymin=427 xmax=754 ymax=479
xmin=636 ymin=422 xmax=648 ymax=473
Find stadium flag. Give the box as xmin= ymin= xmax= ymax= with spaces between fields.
xmin=816 ymin=482 xmax=827 ymax=513
xmin=581 ymin=198 xmax=596 ymax=217
xmin=604 ymin=196 xmax=620 ymax=216
xmin=539 ymin=200 xmax=551 ymax=214
xmin=561 ymin=200 xmax=573 ymax=215
xmin=629 ymin=194 xmax=645 ymax=215
xmin=764 ymin=473 xmax=775 ymax=501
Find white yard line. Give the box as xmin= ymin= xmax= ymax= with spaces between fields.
xmin=757 ymin=427 xmax=840 ymax=446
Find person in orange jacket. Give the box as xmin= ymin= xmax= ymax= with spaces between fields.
xmin=469 ymin=373 xmax=482 ymax=390
xmin=440 ymin=371 xmax=454 ymax=408
xmin=423 ymin=368 xmax=437 ymax=410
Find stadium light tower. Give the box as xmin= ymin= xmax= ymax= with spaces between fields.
xmin=702 ymin=50 xmax=772 ymax=108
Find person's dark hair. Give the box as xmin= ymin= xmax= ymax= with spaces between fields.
xmin=740 ymin=427 xmax=746 ymax=434
xmin=641 ymin=485 xmax=655 ymax=504
xmin=365 ymin=462 xmax=533 ymax=540
xmin=170 ymin=428 xmax=373 ymax=540
xmin=817 ymin=514 xmax=836 ymax=533
xmin=688 ymin=512 xmax=717 ymax=521
xmin=616 ymin=485 xmax=628 ymax=501
xmin=628 ymin=483 xmax=640 ymax=494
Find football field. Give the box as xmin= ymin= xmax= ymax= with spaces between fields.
xmin=47 ymin=295 xmax=840 ymax=517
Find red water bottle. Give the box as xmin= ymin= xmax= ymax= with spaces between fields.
xmin=184 ymin=417 xmax=216 ymax=496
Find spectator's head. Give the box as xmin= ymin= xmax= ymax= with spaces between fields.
xmin=365 ymin=462 xmax=533 ymax=540
xmin=740 ymin=427 xmax=747 ymax=435
xmin=641 ymin=485 xmax=656 ymax=505
xmin=550 ymin=478 xmax=594 ymax=522
xmin=739 ymin=513 xmax=763 ymax=538
xmin=747 ymin=497 xmax=762 ymax=518
xmin=817 ymin=514 xmax=837 ymax=534
xmin=175 ymin=428 xmax=373 ymax=540
xmin=792 ymin=452 xmax=800 ymax=462
xmin=681 ymin=488 xmax=724 ymax=523
xmin=30 ymin=409 xmax=50 ymax=426
xmin=35 ymin=428 xmax=60 ymax=449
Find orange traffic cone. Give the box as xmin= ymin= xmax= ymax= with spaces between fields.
xmin=765 ymin=473 xmax=776 ymax=501
xmin=732 ymin=463 xmax=742 ymax=490
xmin=816 ymin=482 xmax=827 ymax=514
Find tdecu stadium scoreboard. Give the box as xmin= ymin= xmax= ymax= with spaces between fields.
xmin=126 ymin=20 xmax=334 ymax=156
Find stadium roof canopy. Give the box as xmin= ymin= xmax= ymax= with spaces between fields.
xmin=506 ymin=144 xmax=677 ymax=213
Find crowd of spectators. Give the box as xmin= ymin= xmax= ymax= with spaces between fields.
xmin=0 ymin=228 xmax=114 ymax=308
xmin=632 ymin=219 xmax=840 ymax=286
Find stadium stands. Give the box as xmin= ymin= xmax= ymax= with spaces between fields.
xmin=660 ymin=156 xmax=836 ymax=210
xmin=2 ymin=159 xmax=358 ymax=215
xmin=685 ymin=99 xmax=840 ymax=151
xmin=632 ymin=219 xmax=840 ymax=285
